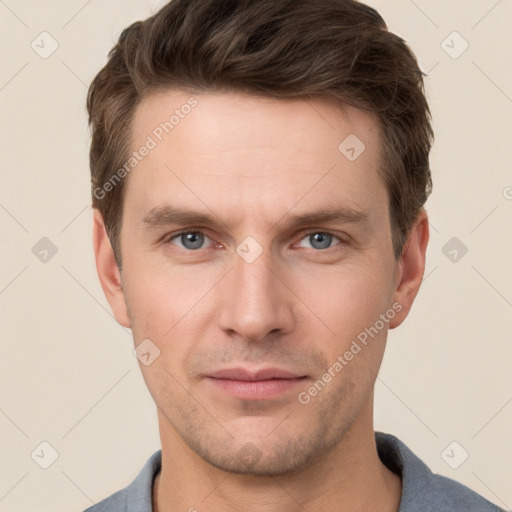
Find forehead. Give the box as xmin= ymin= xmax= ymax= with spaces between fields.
xmin=125 ymin=89 xmax=386 ymax=227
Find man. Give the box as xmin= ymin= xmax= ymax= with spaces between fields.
xmin=85 ymin=0 xmax=506 ymax=510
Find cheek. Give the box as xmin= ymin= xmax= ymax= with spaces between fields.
xmin=123 ymin=257 xmax=200 ymax=338
xmin=124 ymin=262 xmax=216 ymax=386
xmin=301 ymin=260 xmax=393 ymax=343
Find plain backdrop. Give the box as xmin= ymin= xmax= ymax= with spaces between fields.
xmin=0 ymin=1 xmax=511 ymax=510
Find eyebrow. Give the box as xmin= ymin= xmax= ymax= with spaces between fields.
xmin=141 ymin=205 xmax=370 ymax=233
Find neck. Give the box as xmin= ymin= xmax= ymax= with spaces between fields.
xmin=152 ymin=401 xmax=402 ymax=512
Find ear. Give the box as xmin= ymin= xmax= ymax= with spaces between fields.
xmin=92 ymin=209 xmax=131 ymax=328
xmin=389 ymin=209 xmax=429 ymax=329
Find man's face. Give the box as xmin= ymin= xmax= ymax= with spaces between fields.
xmin=110 ymin=90 xmax=405 ymax=475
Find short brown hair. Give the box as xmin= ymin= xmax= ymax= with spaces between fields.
xmin=87 ymin=0 xmax=433 ymax=268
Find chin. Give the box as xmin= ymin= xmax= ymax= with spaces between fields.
xmin=185 ymin=429 xmax=337 ymax=477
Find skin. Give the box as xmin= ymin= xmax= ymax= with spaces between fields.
xmin=93 ymin=90 xmax=429 ymax=511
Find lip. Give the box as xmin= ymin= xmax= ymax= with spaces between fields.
xmin=205 ymin=367 xmax=308 ymax=400
xmin=207 ymin=367 xmax=304 ymax=381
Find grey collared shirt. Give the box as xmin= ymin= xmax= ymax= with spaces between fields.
xmin=83 ymin=432 xmax=507 ymax=512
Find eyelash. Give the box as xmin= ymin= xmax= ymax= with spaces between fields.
xmin=164 ymin=229 xmax=345 ymax=252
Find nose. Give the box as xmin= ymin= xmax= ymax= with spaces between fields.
xmin=217 ymin=243 xmax=296 ymax=343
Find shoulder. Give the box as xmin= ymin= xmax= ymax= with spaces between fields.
xmin=403 ymin=469 xmax=507 ymax=512
xmin=420 ymin=472 xmax=507 ymax=512
xmin=82 ymin=449 xmax=162 ymax=512
xmin=375 ymin=432 xmax=508 ymax=512
xmin=83 ymin=487 xmax=127 ymax=512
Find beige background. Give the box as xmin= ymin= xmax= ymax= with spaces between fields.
xmin=1 ymin=0 xmax=511 ymax=510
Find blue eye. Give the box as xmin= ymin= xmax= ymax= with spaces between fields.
xmin=169 ymin=231 xmax=213 ymax=250
xmin=298 ymin=232 xmax=341 ymax=250
xmin=166 ymin=230 xmax=342 ymax=252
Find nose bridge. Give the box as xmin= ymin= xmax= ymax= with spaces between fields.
xmin=218 ymin=239 xmax=294 ymax=341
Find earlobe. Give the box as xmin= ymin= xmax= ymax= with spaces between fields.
xmin=92 ymin=209 xmax=131 ymax=328
xmin=389 ymin=209 xmax=429 ymax=329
